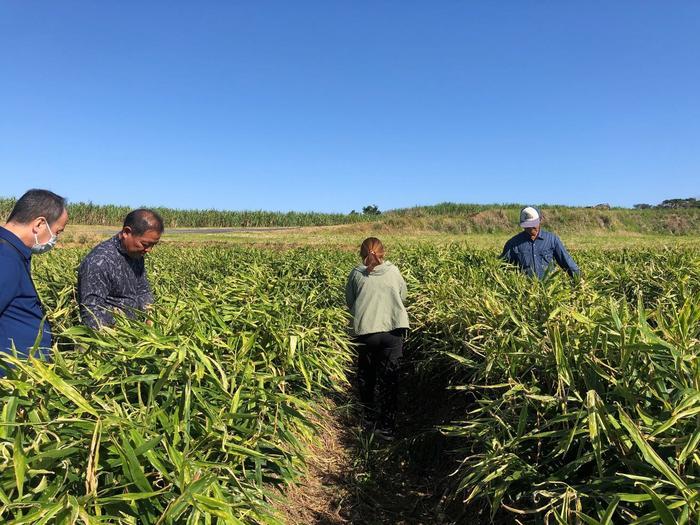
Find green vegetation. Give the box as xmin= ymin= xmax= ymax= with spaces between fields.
xmin=378 ymin=204 xmax=700 ymax=235
xmin=0 ymin=198 xmax=377 ymax=228
xmin=0 ymin=241 xmax=699 ymax=523
xmin=2 ymin=197 xmax=699 ymax=234
xmin=0 ymin=247 xmax=352 ymax=524
xmin=395 ymin=245 xmax=700 ymax=523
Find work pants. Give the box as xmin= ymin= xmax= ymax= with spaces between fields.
xmin=355 ymin=329 xmax=404 ymax=430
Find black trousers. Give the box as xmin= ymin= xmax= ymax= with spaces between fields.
xmin=355 ymin=329 xmax=404 ymax=429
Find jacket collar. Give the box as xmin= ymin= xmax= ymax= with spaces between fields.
xmin=113 ymin=233 xmax=129 ymax=256
xmin=0 ymin=226 xmax=32 ymax=261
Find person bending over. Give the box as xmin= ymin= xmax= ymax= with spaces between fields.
xmin=78 ymin=209 xmax=163 ymax=328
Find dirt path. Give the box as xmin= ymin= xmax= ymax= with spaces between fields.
xmin=277 ymin=397 xmax=452 ymax=525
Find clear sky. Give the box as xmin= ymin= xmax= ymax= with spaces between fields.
xmin=1 ymin=2 xmax=698 ymax=212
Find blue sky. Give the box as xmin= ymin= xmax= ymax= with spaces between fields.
xmin=1 ymin=2 xmax=698 ymax=212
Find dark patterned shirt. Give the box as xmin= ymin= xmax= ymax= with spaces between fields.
xmin=78 ymin=235 xmax=154 ymax=328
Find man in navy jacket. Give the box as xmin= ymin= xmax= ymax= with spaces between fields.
xmin=501 ymin=206 xmax=579 ymax=279
xmin=0 ymin=189 xmax=68 ymax=376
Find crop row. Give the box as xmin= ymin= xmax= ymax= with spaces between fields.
xmin=1 ymin=245 xmax=698 ymax=523
xmin=393 ymin=246 xmax=700 ymax=523
xmin=1 ymin=247 xmax=355 ymax=524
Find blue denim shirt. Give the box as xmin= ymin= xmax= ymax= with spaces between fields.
xmin=0 ymin=227 xmax=52 ymax=374
xmin=501 ymin=229 xmax=580 ymax=278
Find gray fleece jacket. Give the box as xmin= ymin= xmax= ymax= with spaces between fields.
xmin=345 ymin=261 xmax=410 ymax=336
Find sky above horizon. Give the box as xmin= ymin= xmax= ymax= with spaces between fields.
xmin=1 ymin=2 xmax=698 ymax=213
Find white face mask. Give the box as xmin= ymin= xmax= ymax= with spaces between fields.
xmin=31 ymin=219 xmax=58 ymax=255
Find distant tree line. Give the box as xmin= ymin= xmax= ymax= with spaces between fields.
xmin=349 ymin=204 xmax=382 ymax=216
xmin=633 ymin=198 xmax=699 ymax=209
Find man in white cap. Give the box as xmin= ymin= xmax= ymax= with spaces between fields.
xmin=501 ymin=206 xmax=579 ymax=279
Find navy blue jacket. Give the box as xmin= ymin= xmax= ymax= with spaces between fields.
xmin=0 ymin=227 xmax=52 ymax=374
xmin=501 ymin=229 xmax=580 ymax=278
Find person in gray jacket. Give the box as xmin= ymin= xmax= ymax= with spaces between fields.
xmin=345 ymin=237 xmax=409 ymax=437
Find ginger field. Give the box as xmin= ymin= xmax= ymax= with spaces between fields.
xmin=1 ymin=243 xmax=699 ymax=524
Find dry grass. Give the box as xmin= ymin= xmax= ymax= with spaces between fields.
xmin=274 ymin=403 xmax=352 ymax=525
xmin=275 ymin=393 xmax=459 ymax=525
xmin=55 ymin=224 xmax=700 ymax=253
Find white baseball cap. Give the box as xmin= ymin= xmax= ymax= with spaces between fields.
xmin=519 ymin=206 xmax=541 ymax=228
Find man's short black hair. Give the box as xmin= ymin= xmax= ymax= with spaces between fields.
xmin=123 ymin=209 xmax=165 ymax=236
xmin=7 ymin=189 xmax=67 ymax=225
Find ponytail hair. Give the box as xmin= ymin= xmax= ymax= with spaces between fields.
xmin=360 ymin=237 xmax=385 ymax=274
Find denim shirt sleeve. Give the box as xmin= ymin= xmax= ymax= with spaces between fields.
xmin=552 ymin=235 xmax=580 ymax=276
xmin=500 ymin=239 xmax=517 ymax=265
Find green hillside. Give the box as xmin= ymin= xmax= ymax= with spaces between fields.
xmin=375 ymin=204 xmax=700 ymax=235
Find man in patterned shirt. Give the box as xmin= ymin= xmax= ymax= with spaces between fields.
xmin=501 ymin=206 xmax=580 ymax=279
xmin=78 ymin=209 xmax=163 ymax=328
